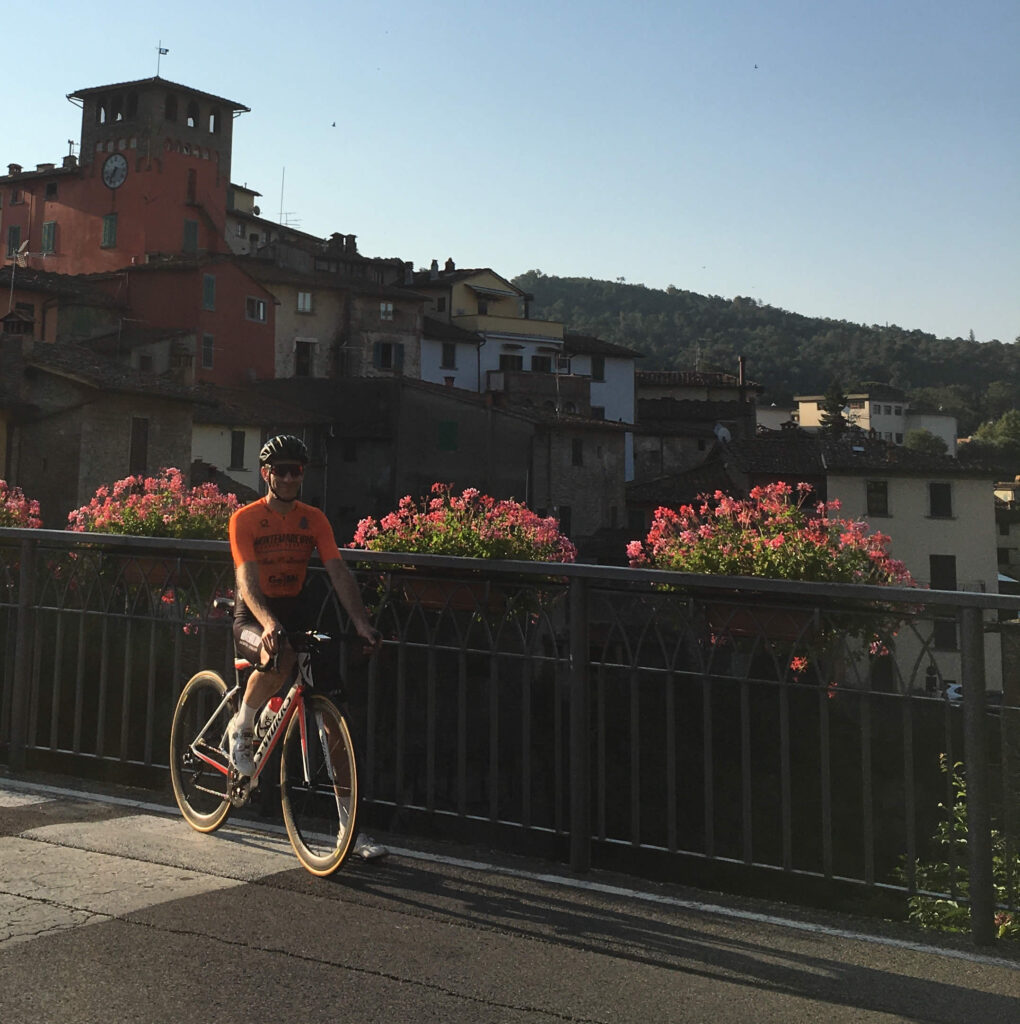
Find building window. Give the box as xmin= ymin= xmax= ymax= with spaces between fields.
xmin=591 ymin=355 xmax=605 ymax=381
xmin=41 ymin=221 xmax=56 ymax=253
xmin=372 ymin=341 xmax=403 ymax=371
xmin=297 ymin=291 xmax=313 ymax=313
xmin=866 ymin=480 xmax=889 ymax=517
xmin=558 ymin=505 xmax=572 ymax=537
xmin=929 ymin=554 xmax=958 ymax=650
xmin=229 ymin=430 xmax=245 ymax=470
xmin=436 ymin=297 xmax=447 ymax=313
xmin=872 ymin=404 xmax=880 ymax=415
xmin=929 ymin=482 xmax=953 ymax=518
xmin=380 ymin=301 xmax=394 ymax=320
xmin=101 ymin=214 xmax=117 ymax=248
xmin=129 ymin=417 xmax=149 ymax=476
xmin=440 ymin=342 xmax=456 ymax=369
xmin=572 ymin=438 xmax=584 ymax=466
xmin=45 ymin=182 xmax=58 ymax=200
xmin=477 ymin=299 xmax=489 ymax=315
xmin=201 ymin=333 xmax=214 ymax=369
xmin=531 ymin=355 xmax=552 ymax=373
xmin=209 ymin=108 xmax=221 ymax=134
xmin=182 ymin=218 xmax=199 ymax=253
xmin=245 ymin=297 xmax=267 ymax=322
xmin=894 ymin=406 xmax=903 ymax=415
xmin=202 ymin=274 xmax=216 ymax=311
xmin=295 ymin=340 xmax=315 ymax=376
xmin=499 ymin=353 xmax=523 ymax=371
xmin=438 ymin=420 xmax=458 ymax=452
xmin=895 ymin=433 xmax=903 ymax=445
xmin=186 ymin=100 xmax=199 ymax=129
xmin=5 ymin=225 xmax=19 ymax=256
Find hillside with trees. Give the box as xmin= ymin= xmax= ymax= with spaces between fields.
xmin=514 ymin=271 xmax=1019 ymax=437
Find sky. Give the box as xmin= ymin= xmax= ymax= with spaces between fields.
xmin=6 ymin=1 xmax=1018 ymax=344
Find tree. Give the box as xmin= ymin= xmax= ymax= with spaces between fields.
xmin=904 ymin=429 xmax=948 ymax=456
xmin=974 ymin=409 xmax=1020 ymax=445
xmin=819 ymin=380 xmax=850 ymax=435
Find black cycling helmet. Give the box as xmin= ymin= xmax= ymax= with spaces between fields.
xmin=258 ymin=434 xmax=309 ymax=467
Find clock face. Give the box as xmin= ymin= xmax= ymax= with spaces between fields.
xmin=102 ymin=153 xmax=128 ymax=189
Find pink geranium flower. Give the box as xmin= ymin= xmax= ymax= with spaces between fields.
xmin=349 ymin=483 xmax=576 ymax=563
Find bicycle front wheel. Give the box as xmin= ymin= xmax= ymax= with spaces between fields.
xmin=170 ymin=670 xmax=234 ymax=833
xmin=280 ymin=694 xmax=358 ymax=876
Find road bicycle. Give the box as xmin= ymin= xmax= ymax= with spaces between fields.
xmin=169 ymin=606 xmax=358 ymax=876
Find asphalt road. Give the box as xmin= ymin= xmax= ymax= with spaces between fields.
xmin=1 ymin=775 xmax=1017 ymax=1023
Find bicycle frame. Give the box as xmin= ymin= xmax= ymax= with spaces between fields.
xmin=187 ymin=638 xmax=328 ymax=792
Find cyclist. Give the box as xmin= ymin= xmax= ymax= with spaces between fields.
xmin=227 ymin=433 xmax=386 ymax=858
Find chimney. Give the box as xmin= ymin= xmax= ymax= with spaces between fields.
xmin=738 ymin=355 xmax=746 ymax=387
xmin=36 ymin=163 xmax=55 ymax=172
xmin=345 ymin=234 xmax=357 ymax=253
xmin=62 ymin=154 xmax=78 ymax=169
xmin=7 ymin=163 xmax=22 ymax=176
xmin=429 ymin=259 xmax=439 ymax=281
xmin=403 ymin=261 xmax=414 ymax=286
xmin=444 ymin=257 xmax=455 ymax=272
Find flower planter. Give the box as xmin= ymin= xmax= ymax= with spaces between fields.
xmin=120 ymin=556 xmax=179 ymax=591
xmin=706 ymin=603 xmax=815 ymax=643
xmin=401 ymin=576 xmax=507 ymax=615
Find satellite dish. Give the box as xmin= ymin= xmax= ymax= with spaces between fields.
xmin=17 ymin=240 xmax=29 ymax=253
xmin=252 ymin=205 xmax=260 ymax=215
xmin=713 ymin=423 xmax=732 ymax=443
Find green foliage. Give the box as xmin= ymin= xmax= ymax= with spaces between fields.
xmin=899 ymin=757 xmax=1019 ymax=941
xmin=974 ymin=409 xmax=1020 ymax=445
xmin=514 ymin=271 xmax=1019 ymax=430
xmin=903 ymin=429 xmax=949 ymax=456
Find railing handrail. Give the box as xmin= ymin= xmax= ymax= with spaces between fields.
xmin=3 ymin=526 xmax=1018 ymax=613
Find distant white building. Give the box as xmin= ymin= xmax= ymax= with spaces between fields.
xmin=795 ymin=385 xmax=957 ymax=452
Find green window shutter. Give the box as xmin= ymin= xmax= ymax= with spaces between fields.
xmin=41 ymin=221 xmax=56 ymax=253
xmin=101 ymin=214 xmax=117 ymax=248
xmin=202 ymin=274 xmax=216 ymax=310
xmin=394 ymin=344 xmax=405 ymax=373
xmin=183 ymin=219 xmax=198 ymax=253
xmin=372 ymin=342 xmax=382 ymax=369
xmin=438 ymin=421 xmax=458 ymax=452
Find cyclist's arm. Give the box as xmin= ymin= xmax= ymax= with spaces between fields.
xmin=323 ymin=556 xmax=381 ymax=650
xmin=235 ymin=560 xmax=285 ymax=657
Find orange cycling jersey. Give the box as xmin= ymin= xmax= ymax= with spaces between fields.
xmin=229 ymin=498 xmax=342 ymax=599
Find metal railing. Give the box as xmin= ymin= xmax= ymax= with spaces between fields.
xmin=0 ymin=528 xmax=1017 ymax=945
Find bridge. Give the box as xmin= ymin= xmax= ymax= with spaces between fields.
xmin=2 ymin=774 xmax=1017 ymax=1022
xmin=1 ymin=529 xmax=1018 ymax=952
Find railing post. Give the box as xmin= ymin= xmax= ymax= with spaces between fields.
xmin=9 ymin=538 xmax=37 ymax=772
xmin=960 ymin=605 xmax=994 ymax=945
xmin=569 ymin=575 xmax=591 ymax=872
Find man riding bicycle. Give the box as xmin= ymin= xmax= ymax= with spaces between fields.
xmin=227 ymin=433 xmax=385 ymax=858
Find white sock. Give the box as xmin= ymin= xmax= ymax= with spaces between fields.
xmin=237 ymin=701 xmax=257 ymax=730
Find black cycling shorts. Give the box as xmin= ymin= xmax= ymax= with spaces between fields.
xmin=232 ymin=594 xmax=310 ymax=663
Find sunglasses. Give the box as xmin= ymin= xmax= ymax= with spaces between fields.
xmin=270 ymin=463 xmax=304 ymax=479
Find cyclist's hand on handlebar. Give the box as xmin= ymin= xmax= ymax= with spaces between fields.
xmin=357 ymin=623 xmax=383 ymax=655
xmin=259 ymin=623 xmax=286 ymax=668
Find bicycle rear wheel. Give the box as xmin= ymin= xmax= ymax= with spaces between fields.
xmin=170 ymin=670 xmax=234 ymax=833
xmin=280 ymin=694 xmax=358 ymax=876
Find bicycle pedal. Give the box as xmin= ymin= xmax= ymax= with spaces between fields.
xmin=229 ymin=775 xmax=251 ymax=807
